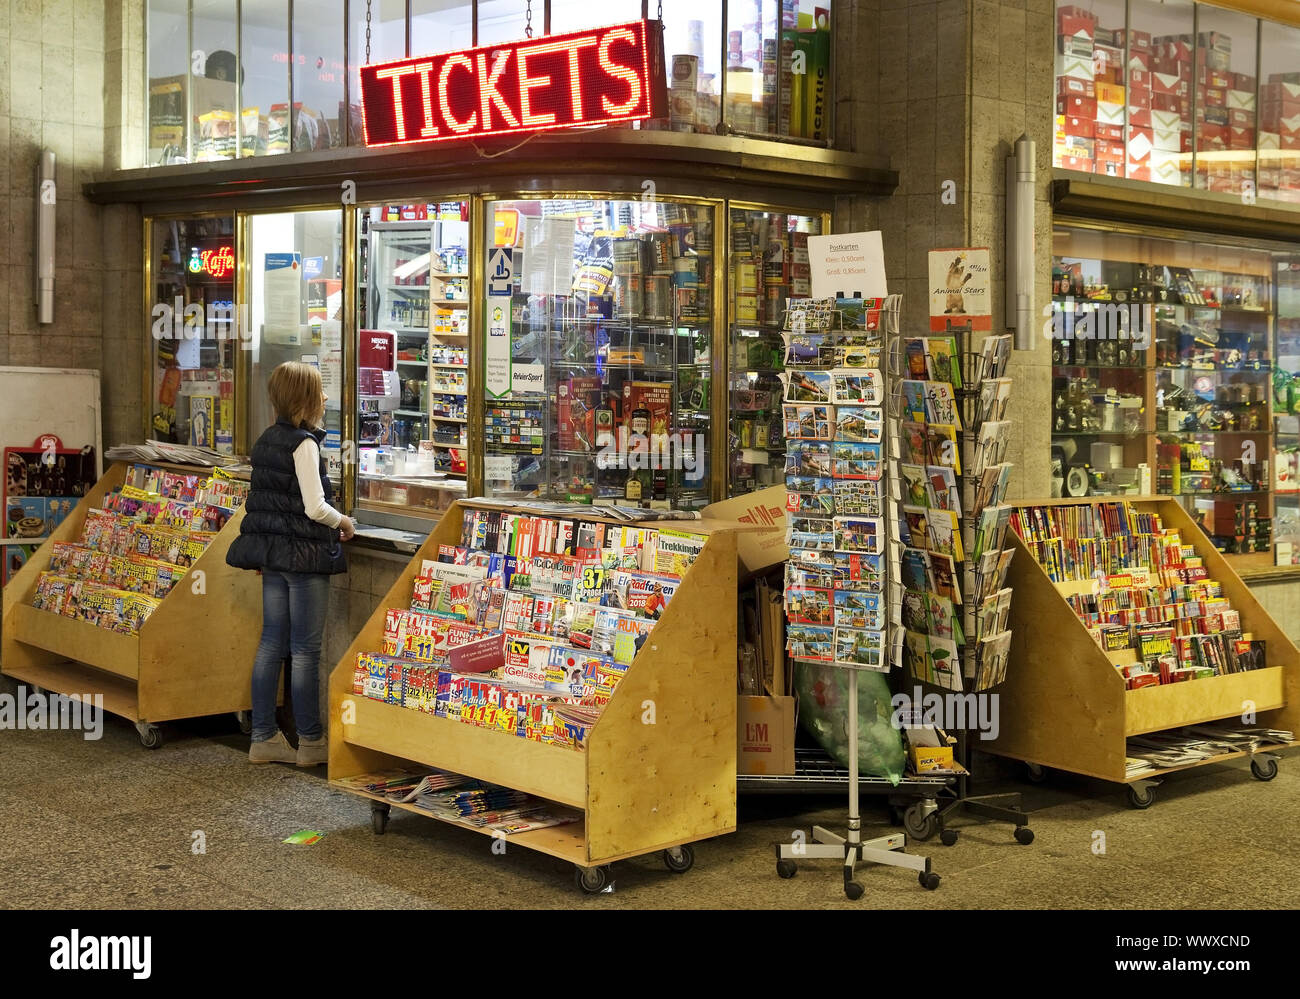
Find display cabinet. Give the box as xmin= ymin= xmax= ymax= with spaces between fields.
xmin=1050 ymin=223 xmax=1300 ymax=565
xmin=480 ymin=195 xmax=717 ymax=510
xmin=726 ymin=205 xmax=825 ymax=497
xmin=354 ymin=202 xmax=472 ymax=517
xmin=146 ymin=214 xmax=238 ymax=451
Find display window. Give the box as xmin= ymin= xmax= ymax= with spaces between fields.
xmin=727 ymin=205 xmax=826 ymax=496
xmin=354 ymin=201 xmax=472 ymax=517
xmin=146 ymin=213 xmax=239 ymax=452
xmin=243 ymin=209 xmax=346 ymax=490
xmin=480 ymin=195 xmax=717 ymax=510
xmin=1277 ymin=256 xmax=1300 ymax=557
xmin=1053 ymin=0 xmax=1300 ymax=203
xmin=1051 ymin=223 xmax=1300 ymax=562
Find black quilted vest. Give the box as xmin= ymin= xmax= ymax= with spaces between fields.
xmin=226 ymin=420 xmax=347 ymax=575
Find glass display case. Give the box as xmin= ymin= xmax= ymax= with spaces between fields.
xmin=480 ymin=196 xmax=716 ymax=509
xmin=355 ymin=202 xmax=471 ymax=515
xmin=726 ymin=206 xmax=824 ymax=496
xmin=245 ymin=209 xmax=346 ymax=489
xmin=147 ymin=214 xmax=238 ymax=450
xmin=1276 ymin=256 xmax=1300 ymax=558
xmin=1051 ymin=224 xmax=1299 ymax=560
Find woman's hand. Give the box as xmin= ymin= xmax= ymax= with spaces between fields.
xmin=339 ymin=516 xmax=356 ymax=541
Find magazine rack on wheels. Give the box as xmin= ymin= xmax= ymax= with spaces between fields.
xmin=986 ymin=496 xmax=1300 ymax=808
xmin=1 ymin=460 xmax=262 ymax=748
xmin=327 ymin=498 xmax=740 ymax=894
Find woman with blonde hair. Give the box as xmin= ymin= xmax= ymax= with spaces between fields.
xmin=227 ymin=362 xmax=354 ymax=765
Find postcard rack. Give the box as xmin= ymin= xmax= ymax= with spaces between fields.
xmin=0 ymin=460 xmax=262 ymax=748
xmin=327 ymin=498 xmax=740 ymax=891
xmin=885 ymin=316 xmax=1032 ymax=845
xmin=986 ymin=496 xmax=1300 ymax=808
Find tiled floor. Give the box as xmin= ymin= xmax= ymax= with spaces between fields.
xmin=2 ymin=693 xmax=1298 ymax=909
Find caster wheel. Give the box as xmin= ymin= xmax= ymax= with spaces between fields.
xmin=1015 ymin=826 xmax=1035 ymax=845
xmin=371 ymin=803 xmax=390 ymax=835
xmin=919 ymin=871 xmax=941 ymax=891
xmin=236 ymin=710 xmax=252 ymax=735
xmin=776 ymin=859 xmax=797 ymax=879
xmin=844 ymin=880 xmax=864 ymax=900
xmin=903 ymin=803 xmax=937 ymax=841
xmin=136 ymin=722 xmax=162 ymax=750
xmin=1127 ymin=784 xmax=1155 ymax=810
xmin=1250 ymin=757 xmax=1278 ymax=782
xmin=663 ymin=844 xmax=694 ymax=874
xmin=574 ymin=865 xmax=610 ymax=894
xmin=1026 ymin=763 xmax=1048 ymax=783
xmin=939 ymin=828 xmax=960 ymax=847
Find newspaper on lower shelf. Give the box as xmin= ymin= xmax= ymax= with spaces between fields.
xmin=1125 ymin=724 xmax=1295 ymax=775
xmin=106 ymin=440 xmax=244 ymax=468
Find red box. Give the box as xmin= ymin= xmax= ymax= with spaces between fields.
xmin=1128 ymin=106 xmax=1152 ymax=129
xmin=1128 ymin=50 xmax=1152 ymax=73
xmin=1128 ymin=88 xmax=1152 ymax=110
xmin=1095 ymin=122 xmax=1124 ymax=142
xmin=1127 ymin=126 xmax=1154 ymax=161
xmin=1198 ymin=123 xmax=1228 ymax=149
xmin=1152 ymin=93 xmax=1189 ymax=114
xmin=1228 ymin=108 xmax=1253 ymax=128
xmin=1095 ymin=159 xmax=1123 ymax=177
xmin=1128 ymin=69 xmax=1151 ymax=91
xmin=1152 ymin=72 xmax=1189 ymax=97
xmin=1199 ymin=68 xmax=1232 ymax=90
xmin=1228 ymin=127 xmax=1255 ymax=149
xmin=1233 ymin=73 xmax=1257 ymax=93
xmin=1262 ymin=84 xmax=1300 ymax=115
xmin=1159 ymin=39 xmax=1193 ymax=64
xmin=1057 ymin=95 xmax=1097 ymax=119
xmin=1096 ymin=140 xmax=1125 ymax=162
xmin=1058 ymin=76 xmax=1096 ymax=100
xmin=1057 ymin=6 xmax=1097 ymax=39
xmin=1059 ymin=115 xmax=1095 ymax=139
xmin=1126 ymin=163 xmax=1152 ymax=182
xmin=1129 ymin=29 xmax=1152 ymax=51
xmin=1201 ymin=87 xmax=1227 ymax=108
xmin=1283 ymin=133 xmax=1300 ymax=150
xmin=1094 ymin=26 xmax=1123 ymax=47
xmin=1058 ymin=153 xmax=1094 ymax=172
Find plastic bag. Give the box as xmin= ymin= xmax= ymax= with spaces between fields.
xmin=794 ymin=661 xmax=904 ymax=784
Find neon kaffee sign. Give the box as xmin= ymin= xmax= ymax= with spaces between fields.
xmin=358 ymin=19 xmax=668 ymax=146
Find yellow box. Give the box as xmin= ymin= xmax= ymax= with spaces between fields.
xmin=909 ymin=744 xmax=955 ymax=772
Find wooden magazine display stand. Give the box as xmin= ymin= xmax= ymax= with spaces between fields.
xmin=1 ymin=460 xmax=262 ymax=748
xmin=328 ymin=499 xmax=739 ymax=891
xmin=985 ymin=496 xmax=1300 ymax=807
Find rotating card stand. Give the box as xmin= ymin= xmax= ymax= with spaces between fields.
xmin=885 ymin=315 xmax=1033 ymax=847
xmin=775 ymin=293 xmax=941 ymax=898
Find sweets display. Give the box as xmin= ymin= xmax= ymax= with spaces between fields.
xmin=351 ymin=504 xmax=706 ymax=751
xmin=28 ymin=464 xmax=249 ymax=635
xmin=1010 ymin=501 xmax=1267 ymax=687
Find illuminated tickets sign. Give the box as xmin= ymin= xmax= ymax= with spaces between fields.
xmin=359 ymin=19 xmax=668 ymax=147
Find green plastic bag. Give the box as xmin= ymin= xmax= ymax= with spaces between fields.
xmin=794 ymin=661 xmax=904 ymax=784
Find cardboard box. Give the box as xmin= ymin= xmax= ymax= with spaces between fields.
xmin=1152 ymin=93 xmax=1188 ymax=114
xmin=1058 ymin=76 xmax=1096 ymax=99
xmin=1096 ymin=139 xmax=1125 ymax=162
xmin=1058 ymin=115 xmax=1095 ymax=140
xmin=1129 ymin=29 xmax=1152 ymax=51
xmin=1197 ymin=124 xmax=1227 ymax=150
xmin=1057 ymin=153 xmax=1094 ymax=173
xmin=1096 ymin=82 xmax=1126 ymax=106
xmin=1199 ymin=68 xmax=1232 ymax=90
xmin=1094 ymin=26 xmax=1123 ymax=48
xmin=1199 ymin=105 xmax=1230 ymax=127
xmin=701 ymin=485 xmax=789 ymax=576
xmin=1229 ymin=108 xmax=1254 ymax=128
xmin=1153 ymin=72 xmax=1188 ymax=97
xmin=1058 ymin=134 xmax=1095 ymax=157
xmin=1200 ymin=86 xmax=1227 ymax=108
xmin=1229 ymin=126 xmax=1256 ymax=149
xmin=1129 ymin=50 xmax=1152 ymax=72
xmin=1055 ymin=52 xmax=1093 ymax=82
xmin=1057 ymin=95 xmax=1097 ymax=119
xmin=1151 ymin=151 xmax=1186 ymax=185
xmin=1128 ymin=86 xmax=1152 ymax=109
xmin=1153 ymin=127 xmax=1188 ymax=152
xmin=1228 ymin=89 xmax=1257 ymax=111
xmin=1057 ymin=5 xmax=1097 ymax=39
xmin=1233 ymin=73 xmax=1257 ymax=93
xmin=1096 ymin=101 xmax=1125 ymax=125
xmin=1127 ymin=106 xmax=1152 ymax=129
xmin=1095 ymin=121 xmax=1124 ymax=142
xmin=1151 ymin=109 xmax=1185 ymax=132
xmin=1094 ymin=44 xmax=1123 ymax=75
xmin=909 ymin=744 xmax=955 ymax=772
xmin=1127 ymin=126 xmax=1154 ymax=162
xmin=737 ymin=695 xmax=796 ymax=775
xmin=1126 ymin=162 xmax=1153 ymax=182
xmin=1057 ymin=33 xmax=1095 ymax=58
xmin=1128 ymin=69 xmax=1151 ymax=91
xmin=1201 ymin=48 xmax=1231 ymax=73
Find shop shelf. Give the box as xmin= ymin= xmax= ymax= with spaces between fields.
xmin=328 ymin=499 xmax=743 ymax=867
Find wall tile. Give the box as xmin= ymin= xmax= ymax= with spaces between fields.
xmin=10 ymin=0 xmax=42 ymax=43
xmin=73 ymin=0 xmax=105 ymax=52
xmin=42 ymin=45 xmax=76 ymax=126
xmin=74 ymin=50 xmax=105 ymax=128
xmin=10 ymin=42 xmax=44 ymax=120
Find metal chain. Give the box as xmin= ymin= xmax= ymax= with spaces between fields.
xmin=365 ymin=0 xmax=372 ymax=63
xmin=657 ymin=0 xmax=662 ymax=21
xmin=525 ymin=0 xmax=533 ymax=38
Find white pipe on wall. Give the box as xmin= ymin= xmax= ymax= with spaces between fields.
xmin=1006 ymin=134 xmax=1036 ymax=350
xmin=35 ymin=148 xmax=56 ymax=325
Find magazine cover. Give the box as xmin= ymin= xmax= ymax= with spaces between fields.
xmin=606 ymin=569 xmax=680 ymax=618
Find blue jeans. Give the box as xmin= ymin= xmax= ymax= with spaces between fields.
xmin=251 ymin=570 xmax=330 ymax=743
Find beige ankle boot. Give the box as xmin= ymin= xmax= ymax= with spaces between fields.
xmin=249 ymin=730 xmax=296 ymax=764
xmin=297 ymin=735 xmax=327 ymax=767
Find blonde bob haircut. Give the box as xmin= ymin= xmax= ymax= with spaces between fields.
xmin=268 ymin=361 xmax=325 ymax=429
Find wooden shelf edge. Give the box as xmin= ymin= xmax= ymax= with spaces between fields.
xmin=1 ymin=658 xmax=140 ymax=721
xmin=6 ymin=605 xmax=140 ymax=680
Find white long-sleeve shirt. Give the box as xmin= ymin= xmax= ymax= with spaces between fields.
xmin=292 ymin=437 xmax=344 ymax=529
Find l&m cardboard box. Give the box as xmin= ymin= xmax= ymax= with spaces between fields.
xmin=738 ymin=695 xmax=796 ymax=775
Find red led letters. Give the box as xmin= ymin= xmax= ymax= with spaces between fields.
xmin=359 ymin=20 xmax=668 ymax=147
